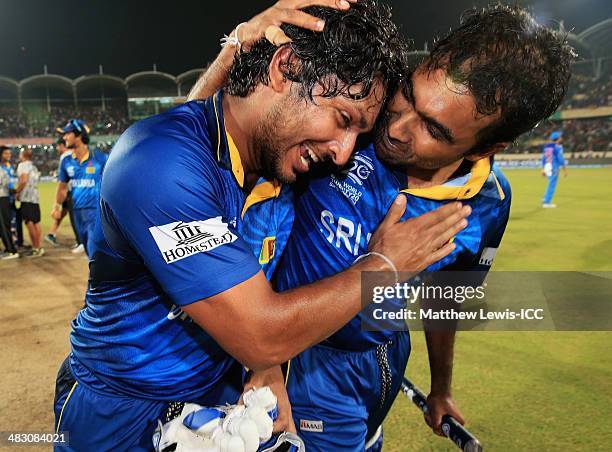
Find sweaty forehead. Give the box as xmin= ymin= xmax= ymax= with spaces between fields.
xmin=322 ymin=79 xmax=385 ymax=126
xmin=412 ymin=68 xmax=498 ymax=140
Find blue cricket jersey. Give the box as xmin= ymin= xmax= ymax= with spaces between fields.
xmin=541 ymin=142 xmax=566 ymax=171
xmin=275 ymin=144 xmax=511 ymax=350
xmin=1 ymin=162 xmax=16 ymax=191
xmin=240 ymin=179 xmax=295 ymax=280
xmin=58 ymin=147 xmax=108 ymax=209
xmin=70 ymin=92 xmax=277 ymax=402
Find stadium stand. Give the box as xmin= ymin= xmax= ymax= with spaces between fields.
xmin=0 ymin=18 xmax=611 ymax=172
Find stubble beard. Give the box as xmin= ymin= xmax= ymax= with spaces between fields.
xmin=252 ymin=99 xmax=297 ymax=184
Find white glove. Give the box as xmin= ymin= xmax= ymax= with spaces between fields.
xmin=153 ymin=386 xmax=280 ymax=452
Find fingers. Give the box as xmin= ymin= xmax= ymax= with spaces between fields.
xmin=267 ymin=0 xmax=355 ymax=41
xmin=424 ymin=412 xmax=445 ymax=437
xmin=288 ymin=417 xmax=297 ymax=434
xmin=286 ymin=0 xmax=355 ymax=9
xmin=416 ymin=202 xmax=464 ymax=228
xmin=265 ymin=25 xmax=292 ymax=46
xmin=427 ymin=241 xmax=456 ymax=267
xmin=378 ymin=195 xmax=407 ymax=230
xmin=454 ymin=412 xmax=466 ymax=426
xmin=431 ymin=211 xmax=470 ymax=251
xmin=272 ymin=416 xmax=297 ymax=434
xmin=427 ymin=205 xmax=471 ymax=249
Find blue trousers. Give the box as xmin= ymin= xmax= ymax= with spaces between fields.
xmin=72 ymin=208 xmax=97 ymax=256
xmin=287 ymin=332 xmax=410 ymax=451
xmin=54 ymin=356 xmax=243 ymax=451
xmin=543 ymin=171 xmax=559 ymax=204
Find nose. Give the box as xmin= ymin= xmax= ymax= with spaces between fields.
xmin=387 ymin=111 xmax=413 ymax=144
xmin=328 ymin=130 xmax=359 ymax=167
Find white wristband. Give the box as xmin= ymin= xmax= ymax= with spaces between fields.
xmin=353 ymin=251 xmax=399 ymax=283
xmin=220 ymin=22 xmax=247 ymax=51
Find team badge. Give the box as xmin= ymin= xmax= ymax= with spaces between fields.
xmin=258 ymin=236 xmax=276 ymax=264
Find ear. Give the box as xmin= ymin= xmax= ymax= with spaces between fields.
xmin=465 ymin=142 xmax=510 ymax=162
xmin=268 ymin=46 xmax=295 ymax=94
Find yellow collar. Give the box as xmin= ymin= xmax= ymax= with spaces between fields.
xmin=241 ymin=179 xmax=282 ymax=219
xmin=225 ymin=129 xmax=244 ymax=188
xmin=401 ymin=158 xmax=491 ymax=200
xmin=72 ymin=149 xmax=90 ymax=165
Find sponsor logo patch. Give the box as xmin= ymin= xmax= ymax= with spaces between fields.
xmin=149 ymin=216 xmax=237 ymax=264
xmin=300 ymin=419 xmax=324 ymax=433
xmin=86 ymin=166 xmax=96 ymax=174
xmin=479 ymin=247 xmax=498 ymax=266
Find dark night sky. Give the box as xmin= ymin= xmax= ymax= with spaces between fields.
xmin=1 ymin=0 xmax=611 ymax=79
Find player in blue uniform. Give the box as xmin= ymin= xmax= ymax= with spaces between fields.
xmin=275 ymin=147 xmax=510 ymax=450
xmin=541 ymin=131 xmax=568 ymax=208
xmin=1 ymin=145 xmax=23 ymax=247
xmin=53 ymin=119 xmax=108 ymax=256
xmin=53 ymin=4 xmax=469 ymax=450
xmin=202 ymin=4 xmax=574 ymax=451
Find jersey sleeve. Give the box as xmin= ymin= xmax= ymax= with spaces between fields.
xmin=101 ymin=134 xmax=262 ymax=306
xmin=556 ymin=145 xmax=566 ymax=167
xmin=443 ymin=194 xmax=511 ymax=288
xmin=58 ymin=156 xmax=69 ymax=182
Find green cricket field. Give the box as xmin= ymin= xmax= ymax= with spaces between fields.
xmin=2 ymin=167 xmax=610 ymax=451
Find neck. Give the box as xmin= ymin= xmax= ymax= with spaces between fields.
xmin=74 ymin=143 xmax=88 ymax=159
xmin=405 ymin=158 xmax=465 ymax=189
xmin=222 ymin=94 xmax=260 ymax=191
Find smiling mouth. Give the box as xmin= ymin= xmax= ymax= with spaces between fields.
xmin=298 ymin=143 xmax=321 ymax=171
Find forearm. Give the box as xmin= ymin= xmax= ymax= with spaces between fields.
xmin=425 ymin=329 xmax=456 ymax=396
xmin=15 ymin=181 xmax=25 ymax=195
xmin=187 ymin=256 xmax=391 ymax=370
xmin=187 ymin=45 xmax=235 ymax=101
xmin=55 ymin=183 xmax=68 ymax=205
xmin=262 ymin=258 xmax=391 ymax=362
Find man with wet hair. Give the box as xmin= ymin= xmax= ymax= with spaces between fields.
xmin=190 ymin=3 xmax=574 ymax=450
xmin=53 ymin=2 xmax=468 ymax=450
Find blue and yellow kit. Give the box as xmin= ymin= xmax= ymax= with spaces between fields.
xmin=58 ymin=148 xmax=107 ymax=210
xmin=263 ymin=143 xmax=512 ymax=451
xmin=57 ymin=148 xmax=107 ymax=254
xmin=54 ymin=92 xmax=281 ymax=451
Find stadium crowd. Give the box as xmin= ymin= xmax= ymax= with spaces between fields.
xmin=508 ymin=118 xmax=612 ymax=154
xmin=562 ymin=74 xmax=612 ymax=109
xmin=0 ymin=104 xmax=131 ymax=138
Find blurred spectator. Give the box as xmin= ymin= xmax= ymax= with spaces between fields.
xmin=15 ymin=148 xmax=44 ymax=257
xmin=0 ymin=104 xmax=132 ymax=137
xmin=562 ymin=74 xmax=612 ymax=110
xmin=507 ymin=118 xmax=612 ymax=154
